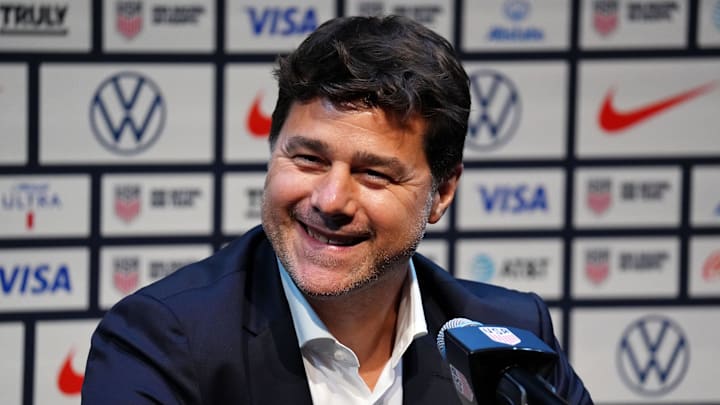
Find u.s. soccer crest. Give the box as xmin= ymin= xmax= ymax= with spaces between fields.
xmin=593 ymin=0 xmax=619 ymax=36
xmin=587 ymin=178 xmax=612 ymax=215
xmin=112 ymin=256 xmax=140 ymax=295
xmin=479 ymin=326 xmax=521 ymax=346
xmin=116 ymin=1 xmax=143 ymax=40
xmin=586 ymin=249 xmax=610 ymax=284
xmin=114 ymin=184 xmax=141 ymax=223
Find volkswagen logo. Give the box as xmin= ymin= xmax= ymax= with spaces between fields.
xmin=466 ymin=70 xmax=521 ymax=151
xmin=90 ymin=71 xmax=166 ymax=155
xmin=617 ymin=314 xmax=689 ymax=397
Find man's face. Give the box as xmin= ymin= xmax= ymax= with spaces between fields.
xmin=261 ymin=98 xmax=458 ymax=297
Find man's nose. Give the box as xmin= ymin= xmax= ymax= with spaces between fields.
xmin=310 ymin=167 xmax=358 ymax=222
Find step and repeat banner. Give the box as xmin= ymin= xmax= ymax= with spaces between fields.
xmin=1 ymin=0 xmax=719 ymax=404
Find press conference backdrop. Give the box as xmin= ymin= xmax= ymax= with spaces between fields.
xmin=1 ymin=0 xmax=719 ymax=404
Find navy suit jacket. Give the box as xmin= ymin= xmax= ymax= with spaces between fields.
xmin=82 ymin=226 xmax=592 ymax=404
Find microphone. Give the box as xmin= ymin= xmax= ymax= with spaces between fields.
xmin=436 ymin=318 xmax=568 ymax=405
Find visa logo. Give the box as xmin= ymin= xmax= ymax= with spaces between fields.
xmin=478 ymin=185 xmax=548 ymax=213
xmin=0 ymin=264 xmax=72 ymax=294
xmin=246 ymin=7 xmax=317 ymax=36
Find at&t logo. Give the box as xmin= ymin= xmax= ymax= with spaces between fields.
xmin=617 ymin=315 xmax=689 ymax=396
xmin=467 ymin=70 xmax=521 ymax=151
xmin=90 ymin=72 xmax=166 ymax=155
xmin=470 ymin=254 xmax=495 ymax=282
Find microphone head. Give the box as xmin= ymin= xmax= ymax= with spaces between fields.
xmin=436 ymin=318 xmax=483 ymax=359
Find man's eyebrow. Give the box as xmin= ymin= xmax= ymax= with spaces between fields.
xmin=352 ymin=151 xmax=408 ymax=175
xmin=283 ymin=135 xmax=329 ymax=154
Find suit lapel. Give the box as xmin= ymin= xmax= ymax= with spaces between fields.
xmin=243 ymin=237 xmax=313 ymax=405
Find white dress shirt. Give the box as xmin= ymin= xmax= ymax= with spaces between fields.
xmin=278 ymin=259 xmax=428 ymax=405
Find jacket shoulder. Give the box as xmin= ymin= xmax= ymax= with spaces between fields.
xmin=138 ymin=225 xmax=272 ymax=301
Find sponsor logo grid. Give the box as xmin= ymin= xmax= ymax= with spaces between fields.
xmin=1 ymin=1 xmax=719 ymax=403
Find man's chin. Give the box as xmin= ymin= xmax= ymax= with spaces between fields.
xmin=296 ymin=278 xmax=378 ymax=299
xmin=288 ymin=266 xmax=379 ymax=299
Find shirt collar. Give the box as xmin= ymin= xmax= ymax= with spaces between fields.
xmin=278 ymin=258 xmax=428 ymax=358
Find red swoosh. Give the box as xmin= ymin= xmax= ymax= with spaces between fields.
xmin=598 ymin=81 xmax=717 ymax=133
xmin=57 ymin=349 xmax=84 ymax=395
xmin=246 ymin=93 xmax=272 ymax=137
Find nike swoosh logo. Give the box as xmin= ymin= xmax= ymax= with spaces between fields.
xmin=246 ymin=93 xmax=272 ymax=138
xmin=57 ymin=349 xmax=84 ymax=395
xmin=598 ymin=81 xmax=717 ymax=133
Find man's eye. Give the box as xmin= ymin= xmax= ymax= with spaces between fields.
xmin=363 ymin=169 xmax=393 ymax=184
xmin=294 ymin=155 xmax=323 ymax=165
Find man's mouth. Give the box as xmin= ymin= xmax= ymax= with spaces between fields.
xmin=302 ymin=224 xmax=366 ymax=247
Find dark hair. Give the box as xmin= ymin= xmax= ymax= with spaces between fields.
xmin=270 ymin=15 xmax=470 ymax=183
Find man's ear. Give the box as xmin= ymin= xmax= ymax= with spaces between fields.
xmin=428 ymin=164 xmax=463 ymax=224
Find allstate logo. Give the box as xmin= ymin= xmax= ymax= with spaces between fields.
xmin=466 ymin=70 xmax=521 ymax=151
xmin=617 ymin=315 xmax=689 ymax=397
xmin=90 ymin=72 xmax=166 ymax=155
xmin=504 ymin=0 xmax=530 ymax=22
xmin=470 ymin=254 xmax=495 ymax=283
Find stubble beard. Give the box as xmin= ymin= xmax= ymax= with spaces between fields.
xmin=261 ymin=191 xmax=433 ymax=299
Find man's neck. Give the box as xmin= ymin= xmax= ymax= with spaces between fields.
xmin=306 ymin=267 xmax=408 ymax=390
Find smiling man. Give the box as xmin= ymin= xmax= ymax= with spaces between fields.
xmin=82 ymin=16 xmax=592 ymax=405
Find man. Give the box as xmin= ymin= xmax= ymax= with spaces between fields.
xmin=82 ymin=16 xmax=592 ymax=404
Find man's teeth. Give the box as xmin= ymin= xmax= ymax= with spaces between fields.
xmin=307 ymin=227 xmax=351 ymax=246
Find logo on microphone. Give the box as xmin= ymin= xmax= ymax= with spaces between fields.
xmin=479 ymin=326 xmax=521 ymax=346
xmin=466 ymin=70 xmax=521 ymax=151
xmin=449 ymin=364 xmax=475 ymax=402
xmin=617 ymin=315 xmax=689 ymax=396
